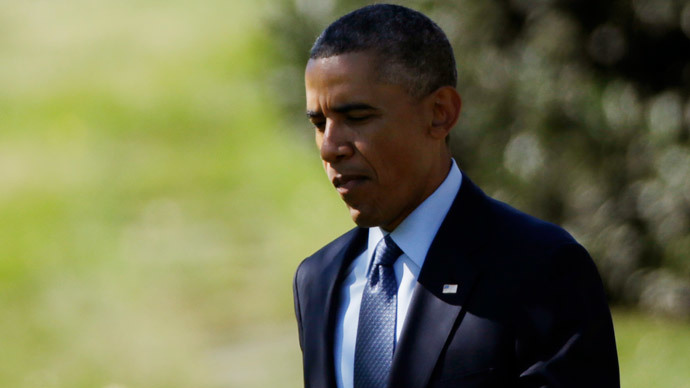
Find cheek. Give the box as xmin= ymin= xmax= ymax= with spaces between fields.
xmin=362 ymin=143 xmax=407 ymax=182
xmin=372 ymin=141 xmax=429 ymax=187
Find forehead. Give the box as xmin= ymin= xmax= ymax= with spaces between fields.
xmin=306 ymin=52 xmax=377 ymax=88
xmin=304 ymin=53 xmax=380 ymax=105
xmin=305 ymin=52 xmax=405 ymax=110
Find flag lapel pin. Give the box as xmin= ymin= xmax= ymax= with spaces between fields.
xmin=442 ymin=284 xmax=458 ymax=294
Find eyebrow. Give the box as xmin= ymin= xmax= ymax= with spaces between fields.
xmin=306 ymin=110 xmax=323 ymax=119
xmin=306 ymin=103 xmax=377 ymax=119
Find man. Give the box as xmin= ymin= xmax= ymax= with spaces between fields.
xmin=293 ymin=4 xmax=619 ymax=388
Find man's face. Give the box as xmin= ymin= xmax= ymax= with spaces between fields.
xmin=305 ymin=52 xmax=441 ymax=231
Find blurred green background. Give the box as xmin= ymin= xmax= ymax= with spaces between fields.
xmin=1 ymin=0 xmax=688 ymax=387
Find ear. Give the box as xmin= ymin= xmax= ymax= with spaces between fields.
xmin=429 ymin=86 xmax=462 ymax=140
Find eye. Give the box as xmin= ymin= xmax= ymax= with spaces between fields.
xmin=311 ymin=120 xmax=326 ymax=131
xmin=346 ymin=115 xmax=371 ymax=124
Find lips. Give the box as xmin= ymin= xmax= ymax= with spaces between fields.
xmin=333 ymin=174 xmax=369 ymax=195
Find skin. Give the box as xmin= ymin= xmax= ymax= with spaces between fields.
xmin=305 ymin=51 xmax=462 ymax=231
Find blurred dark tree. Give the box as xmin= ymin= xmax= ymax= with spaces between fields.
xmin=268 ymin=0 xmax=690 ymax=318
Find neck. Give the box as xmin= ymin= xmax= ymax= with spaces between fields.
xmin=380 ymin=153 xmax=453 ymax=232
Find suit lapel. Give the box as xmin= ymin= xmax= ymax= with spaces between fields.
xmin=389 ymin=176 xmax=492 ymax=388
xmin=304 ymin=227 xmax=367 ymax=388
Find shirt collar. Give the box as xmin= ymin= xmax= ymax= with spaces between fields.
xmin=367 ymin=159 xmax=463 ymax=270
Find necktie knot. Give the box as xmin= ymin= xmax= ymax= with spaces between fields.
xmin=372 ymin=235 xmax=402 ymax=267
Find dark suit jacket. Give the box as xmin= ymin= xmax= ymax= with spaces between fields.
xmin=293 ymin=176 xmax=619 ymax=388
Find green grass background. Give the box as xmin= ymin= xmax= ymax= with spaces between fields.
xmin=0 ymin=1 xmax=688 ymax=387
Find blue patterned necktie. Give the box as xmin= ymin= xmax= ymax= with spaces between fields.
xmin=353 ymin=235 xmax=403 ymax=388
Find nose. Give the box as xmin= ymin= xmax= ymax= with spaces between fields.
xmin=319 ymin=120 xmax=354 ymax=164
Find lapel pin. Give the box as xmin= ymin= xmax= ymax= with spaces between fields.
xmin=442 ymin=284 xmax=458 ymax=294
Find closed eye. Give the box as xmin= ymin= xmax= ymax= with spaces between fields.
xmin=306 ymin=110 xmax=325 ymax=131
xmin=332 ymin=103 xmax=378 ymax=125
xmin=311 ymin=120 xmax=326 ymax=131
xmin=345 ymin=113 xmax=377 ymax=125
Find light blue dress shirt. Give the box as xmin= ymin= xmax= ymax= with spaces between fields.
xmin=333 ymin=159 xmax=463 ymax=388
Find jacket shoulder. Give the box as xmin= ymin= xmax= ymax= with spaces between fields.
xmin=486 ymin=196 xmax=578 ymax=253
xmin=478 ymin=195 xmax=604 ymax=300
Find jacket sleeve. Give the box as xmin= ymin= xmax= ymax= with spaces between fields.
xmin=516 ymin=243 xmax=620 ymax=388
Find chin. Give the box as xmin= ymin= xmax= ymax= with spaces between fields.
xmin=348 ymin=207 xmax=381 ymax=228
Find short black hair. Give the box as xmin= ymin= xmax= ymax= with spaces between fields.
xmin=310 ymin=4 xmax=457 ymax=99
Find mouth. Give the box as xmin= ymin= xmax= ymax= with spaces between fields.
xmin=333 ymin=174 xmax=369 ymax=195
